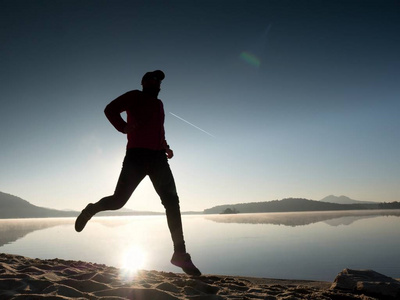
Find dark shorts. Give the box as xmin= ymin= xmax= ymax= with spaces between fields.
xmin=114 ymin=148 xmax=179 ymax=207
xmin=97 ymin=148 xmax=185 ymax=252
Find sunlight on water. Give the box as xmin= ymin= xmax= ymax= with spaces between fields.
xmin=1 ymin=211 xmax=400 ymax=281
xmin=119 ymin=244 xmax=147 ymax=281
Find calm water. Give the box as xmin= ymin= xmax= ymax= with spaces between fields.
xmin=1 ymin=210 xmax=400 ymax=281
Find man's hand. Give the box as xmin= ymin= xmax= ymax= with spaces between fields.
xmin=166 ymin=148 xmax=174 ymax=159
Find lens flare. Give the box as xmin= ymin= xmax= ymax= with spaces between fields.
xmin=239 ymin=23 xmax=271 ymax=68
xmin=240 ymin=51 xmax=261 ymax=68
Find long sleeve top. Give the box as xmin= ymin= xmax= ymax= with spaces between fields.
xmin=104 ymin=90 xmax=169 ymax=151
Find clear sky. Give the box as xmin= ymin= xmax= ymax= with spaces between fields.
xmin=1 ymin=0 xmax=399 ymax=212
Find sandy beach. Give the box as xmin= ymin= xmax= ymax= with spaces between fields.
xmin=1 ymin=253 xmax=393 ymax=299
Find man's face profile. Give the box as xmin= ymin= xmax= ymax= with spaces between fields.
xmin=142 ymin=78 xmax=161 ymax=89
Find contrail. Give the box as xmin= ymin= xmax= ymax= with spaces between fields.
xmin=169 ymin=112 xmax=215 ymax=138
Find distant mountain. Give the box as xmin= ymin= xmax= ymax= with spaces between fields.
xmin=0 ymin=191 xmax=165 ymax=219
xmin=2 ymin=191 xmax=397 ymax=219
xmin=0 ymin=191 xmax=78 ymax=218
xmin=203 ymin=197 xmax=393 ymax=214
xmin=319 ymin=195 xmax=378 ymax=205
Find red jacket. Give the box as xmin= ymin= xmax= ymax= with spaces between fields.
xmin=104 ymin=90 xmax=169 ymax=150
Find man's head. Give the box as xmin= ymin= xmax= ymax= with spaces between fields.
xmin=141 ymin=70 xmax=165 ymax=89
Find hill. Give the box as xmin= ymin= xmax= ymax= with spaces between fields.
xmin=319 ymin=195 xmax=378 ymax=205
xmin=0 ymin=191 xmax=165 ymax=219
xmin=2 ymin=191 xmax=398 ymax=218
xmin=0 ymin=191 xmax=77 ymax=218
xmin=203 ymin=197 xmax=393 ymax=214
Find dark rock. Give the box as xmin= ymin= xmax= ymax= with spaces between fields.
xmin=156 ymin=282 xmax=181 ymax=293
xmin=331 ymin=268 xmax=400 ymax=299
xmin=191 ymin=279 xmax=220 ymax=294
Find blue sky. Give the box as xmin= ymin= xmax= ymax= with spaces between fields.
xmin=1 ymin=0 xmax=399 ymax=212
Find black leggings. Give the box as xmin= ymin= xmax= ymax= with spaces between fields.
xmin=92 ymin=148 xmax=186 ymax=253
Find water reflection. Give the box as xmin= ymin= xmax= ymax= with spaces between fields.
xmin=0 ymin=218 xmax=74 ymax=247
xmin=1 ymin=212 xmax=400 ymax=281
xmin=0 ymin=216 xmax=162 ymax=248
xmin=205 ymin=210 xmax=400 ymax=227
xmin=1 ymin=210 xmax=400 ymax=249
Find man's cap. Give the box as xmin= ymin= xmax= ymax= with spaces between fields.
xmin=141 ymin=70 xmax=165 ymax=84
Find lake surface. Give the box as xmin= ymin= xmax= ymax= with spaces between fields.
xmin=1 ymin=210 xmax=400 ymax=281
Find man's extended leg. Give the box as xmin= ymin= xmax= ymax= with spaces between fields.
xmin=149 ymin=151 xmax=201 ymax=276
xmin=149 ymin=152 xmax=185 ymax=252
xmin=75 ymin=149 xmax=146 ymax=232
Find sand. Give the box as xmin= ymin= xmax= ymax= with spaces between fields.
xmin=0 ymin=253 xmax=378 ymax=299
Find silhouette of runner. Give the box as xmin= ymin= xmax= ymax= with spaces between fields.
xmin=75 ymin=70 xmax=201 ymax=276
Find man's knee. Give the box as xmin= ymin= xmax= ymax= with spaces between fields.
xmin=102 ymin=193 xmax=130 ymax=210
xmin=161 ymin=193 xmax=180 ymax=209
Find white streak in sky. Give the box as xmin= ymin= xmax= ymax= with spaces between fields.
xmin=169 ymin=112 xmax=215 ymax=138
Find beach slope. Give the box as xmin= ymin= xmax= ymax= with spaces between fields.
xmin=0 ymin=253 xmax=389 ymax=299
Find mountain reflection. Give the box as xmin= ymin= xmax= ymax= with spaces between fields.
xmin=0 ymin=218 xmax=74 ymax=247
xmin=2 ymin=210 xmax=400 ymax=248
xmin=0 ymin=216 xmax=157 ymax=248
xmin=205 ymin=210 xmax=400 ymax=227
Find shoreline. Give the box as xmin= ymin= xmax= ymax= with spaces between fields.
xmin=1 ymin=208 xmax=400 ymax=219
xmin=1 ymin=253 xmax=395 ymax=299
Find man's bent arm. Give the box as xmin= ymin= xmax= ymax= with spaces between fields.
xmin=104 ymin=93 xmax=130 ymax=133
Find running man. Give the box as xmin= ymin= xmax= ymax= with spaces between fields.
xmin=75 ymin=70 xmax=201 ymax=276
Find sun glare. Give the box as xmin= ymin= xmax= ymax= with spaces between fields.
xmin=119 ymin=245 xmax=146 ymax=280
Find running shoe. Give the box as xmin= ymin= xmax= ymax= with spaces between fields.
xmin=75 ymin=204 xmax=94 ymax=232
xmin=171 ymin=252 xmax=201 ymax=276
